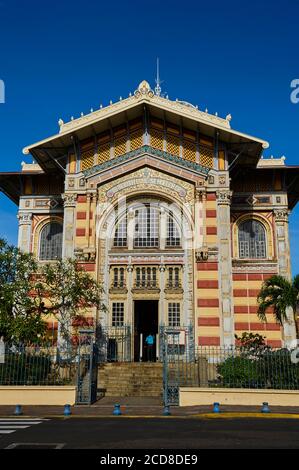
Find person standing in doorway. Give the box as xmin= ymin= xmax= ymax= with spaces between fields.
xmin=145 ymin=333 xmax=155 ymax=362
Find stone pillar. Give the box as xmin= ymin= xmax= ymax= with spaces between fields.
xmin=17 ymin=213 xmax=33 ymax=253
xmin=216 ymin=189 xmax=234 ymax=347
xmin=62 ymin=193 xmax=76 ymax=259
xmin=274 ymin=209 xmax=296 ymax=346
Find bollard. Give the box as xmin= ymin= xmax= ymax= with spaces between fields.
xmin=261 ymin=402 xmax=270 ymax=413
xmin=213 ymin=402 xmax=220 ymax=413
xmin=64 ymin=404 xmax=71 ymax=416
xmin=113 ymin=404 xmax=122 ymax=416
xmin=163 ymin=405 xmax=171 ymax=416
xmin=14 ymin=404 xmax=23 ymax=416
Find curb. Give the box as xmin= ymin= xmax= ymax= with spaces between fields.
xmin=2 ymin=412 xmax=299 ymax=420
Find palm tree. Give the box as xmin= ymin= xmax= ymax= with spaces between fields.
xmin=257 ymin=274 xmax=299 ymax=339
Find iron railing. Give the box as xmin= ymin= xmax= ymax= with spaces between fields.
xmin=0 ymin=343 xmax=77 ymax=386
xmin=165 ymin=346 xmax=299 ymax=394
xmin=96 ymin=326 xmax=131 ymax=362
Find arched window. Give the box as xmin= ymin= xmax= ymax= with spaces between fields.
xmin=39 ymin=222 xmax=63 ymax=260
xmin=113 ymin=204 xmax=181 ymax=249
xmin=238 ymin=220 xmax=266 ymax=259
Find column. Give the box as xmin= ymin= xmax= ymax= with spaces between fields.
xmin=216 ymin=189 xmax=234 ymax=347
xmin=62 ymin=193 xmax=77 ymax=258
xmin=17 ymin=213 xmax=33 ymax=252
xmin=274 ymin=209 xmax=296 ymax=346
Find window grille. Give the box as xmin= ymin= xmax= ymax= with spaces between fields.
xmin=168 ymin=303 xmax=181 ymax=327
xmin=238 ymin=220 xmax=266 ymax=259
xmin=166 ymin=212 xmax=181 ymax=247
xmin=135 ymin=266 xmax=157 ymax=288
xmin=167 ymin=267 xmax=180 ymax=288
xmin=134 ymin=206 xmax=159 ymax=248
xmin=39 ymin=222 xmax=63 ymax=260
xmin=114 ymin=216 xmax=127 ymax=247
xmin=112 ymin=302 xmax=124 ymax=327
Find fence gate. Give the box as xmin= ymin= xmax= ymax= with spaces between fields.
xmin=162 ymin=326 xmax=196 ymax=406
xmin=76 ymin=343 xmax=98 ymax=404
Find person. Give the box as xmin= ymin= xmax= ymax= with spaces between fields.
xmin=145 ymin=333 xmax=155 ymax=362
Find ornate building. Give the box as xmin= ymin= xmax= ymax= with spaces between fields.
xmin=1 ymin=80 xmax=299 ymax=358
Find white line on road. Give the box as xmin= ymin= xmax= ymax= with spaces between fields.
xmin=0 ymin=426 xmax=30 ymax=429
xmin=0 ymin=430 xmax=15 ymax=434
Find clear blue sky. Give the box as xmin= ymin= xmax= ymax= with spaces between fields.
xmin=0 ymin=0 xmax=298 ymax=271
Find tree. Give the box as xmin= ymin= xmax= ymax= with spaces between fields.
xmin=0 ymin=239 xmax=47 ymax=343
xmin=33 ymin=259 xmax=105 ymax=344
xmin=257 ymin=274 xmax=299 ymax=338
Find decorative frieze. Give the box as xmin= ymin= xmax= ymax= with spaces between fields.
xmin=74 ymin=248 xmax=96 ymax=262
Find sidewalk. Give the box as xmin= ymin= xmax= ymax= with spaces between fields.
xmin=1 ymin=397 xmax=299 ymax=418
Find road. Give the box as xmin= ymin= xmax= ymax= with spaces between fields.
xmin=0 ymin=417 xmax=299 ymax=449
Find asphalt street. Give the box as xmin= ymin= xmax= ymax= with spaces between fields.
xmin=0 ymin=417 xmax=299 ymax=449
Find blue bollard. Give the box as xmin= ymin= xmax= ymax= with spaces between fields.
xmin=64 ymin=404 xmax=71 ymax=416
xmin=163 ymin=405 xmax=171 ymax=416
xmin=113 ymin=404 xmax=122 ymax=416
xmin=261 ymin=402 xmax=270 ymax=413
xmin=213 ymin=402 xmax=220 ymax=413
xmin=14 ymin=404 xmax=22 ymax=416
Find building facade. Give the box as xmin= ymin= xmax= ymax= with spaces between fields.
xmin=1 ymin=80 xmax=299 ymax=358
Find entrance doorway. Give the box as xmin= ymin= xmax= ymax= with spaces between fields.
xmin=134 ymin=300 xmax=158 ymax=362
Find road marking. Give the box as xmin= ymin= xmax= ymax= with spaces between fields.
xmin=0 ymin=419 xmax=48 ymax=435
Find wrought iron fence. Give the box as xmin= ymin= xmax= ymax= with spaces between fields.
xmin=163 ymin=343 xmax=299 ymax=406
xmin=0 ymin=343 xmax=77 ymax=386
xmin=96 ymin=326 xmax=131 ymax=362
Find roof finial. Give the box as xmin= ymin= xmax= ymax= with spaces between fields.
xmin=155 ymin=57 xmax=162 ymax=97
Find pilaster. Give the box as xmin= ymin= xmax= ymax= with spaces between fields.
xmin=62 ymin=193 xmax=77 ymax=258
xmin=274 ymin=208 xmax=296 ymax=346
xmin=17 ymin=212 xmax=33 ymax=252
xmin=216 ymin=188 xmax=234 ymax=347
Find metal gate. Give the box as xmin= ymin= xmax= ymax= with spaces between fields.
xmin=76 ymin=342 xmax=98 ymax=404
xmin=161 ymin=325 xmax=196 ymax=406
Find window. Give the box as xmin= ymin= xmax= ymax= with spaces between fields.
xmin=168 ymin=267 xmax=180 ymax=288
xmin=166 ymin=212 xmax=181 ymax=246
xmin=135 ymin=267 xmax=157 ymax=288
xmin=112 ymin=268 xmax=125 ymax=288
xmin=168 ymin=303 xmax=180 ymax=327
xmin=114 ymin=216 xmax=127 ymax=247
xmin=113 ymin=204 xmax=181 ymax=249
xmin=112 ymin=302 xmax=124 ymax=326
xmin=238 ymin=220 xmax=266 ymax=259
xmin=134 ymin=206 xmax=159 ymax=247
xmin=39 ymin=222 xmax=63 ymax=260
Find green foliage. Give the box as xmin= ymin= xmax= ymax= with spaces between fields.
xmin=235 ymin=332 xmax=266 ymax=349
xmin=0 ymin=239 xmax=47 ymax=343
xmin=34 ymin=259 xmax=105 ymax=342
xmin=217 ymin=349 xmax=299 ymax=389
xmin=0 ymin=239 xmax=105 ymax=344
xmin=217 ymin=355 xmax=265 ymax=388
xmin=257 ymin=275 xmax=299 ymax=337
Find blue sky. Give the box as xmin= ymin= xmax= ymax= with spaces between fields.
xmin=0 ymin=0 xmax=298 ymax=271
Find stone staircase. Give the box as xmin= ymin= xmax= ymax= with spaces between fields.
xmin=97 ymin=363 xmax=163 ymax=398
